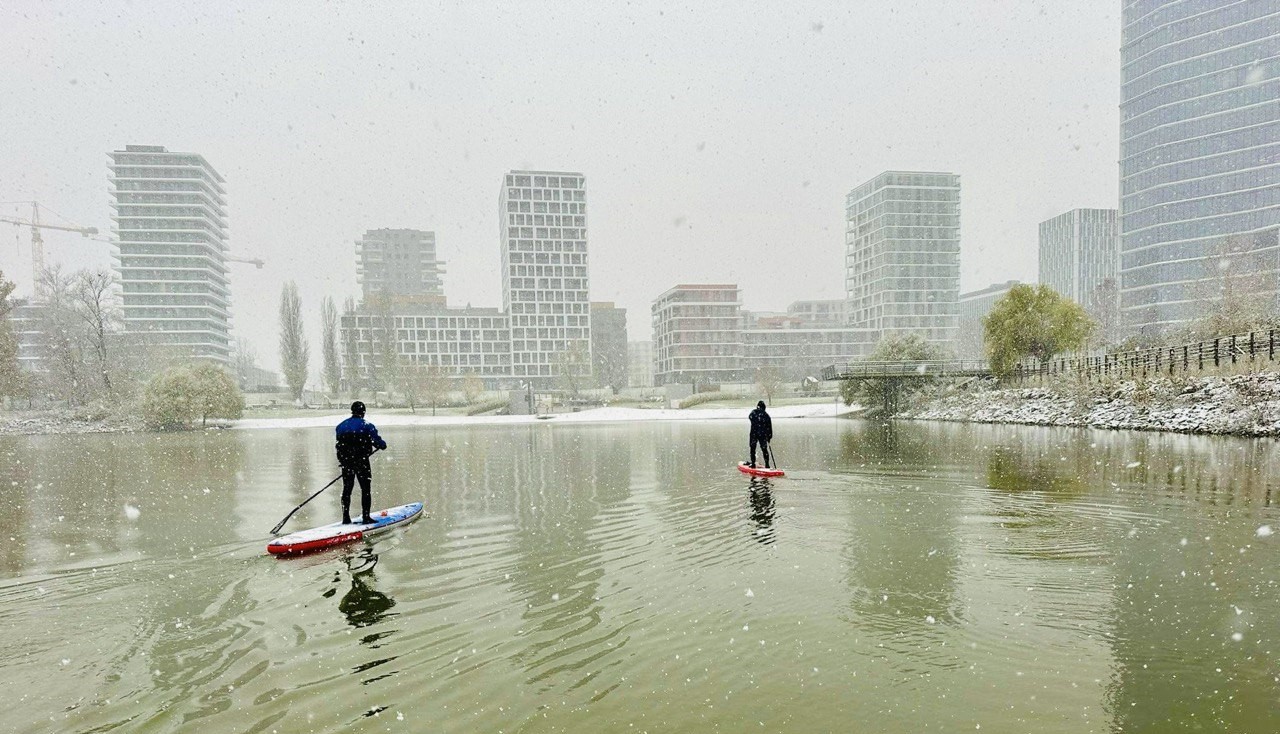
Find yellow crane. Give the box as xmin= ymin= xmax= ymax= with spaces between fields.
xmin=2 ymin=201 xmax=267 ymax=296
xmin=0 ymin=202 xmax=99 ymax=293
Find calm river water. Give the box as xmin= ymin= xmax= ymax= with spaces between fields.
xmin=1 ymin=419 xmax=1278 ymax=733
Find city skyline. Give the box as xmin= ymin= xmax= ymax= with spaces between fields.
xmin=0 ymin=0 xmax=1122 ymax=369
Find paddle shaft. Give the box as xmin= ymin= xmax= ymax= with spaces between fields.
xmin=269 ymin=449 xmax=380 ymax=535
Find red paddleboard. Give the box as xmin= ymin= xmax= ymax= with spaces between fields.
xmin=268 ymin=502 xmax=423 ymax=556
xmin=738 ymin=462 xmax=784 ymax=478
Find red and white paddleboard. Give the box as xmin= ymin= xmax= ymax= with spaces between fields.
xmin=738 ymin=462 xmax=785 ymax=478
xmin=267 ymin=502 xmax=423 ymax=556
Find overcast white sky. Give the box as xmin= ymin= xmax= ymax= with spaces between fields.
xmin=0 ymin=0 xmax=1120 ymax=375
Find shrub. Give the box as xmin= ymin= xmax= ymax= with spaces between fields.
xmin=143 ymin=363 xmax=244 ymax=430
xmin=679 ymin=392 xmax=743 ymax=409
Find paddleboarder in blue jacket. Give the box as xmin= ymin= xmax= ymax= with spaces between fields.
xmin=336 ymin=401 xmax=387 ymax=524
xmin=748 ymin=401 xmax=773 ymax=469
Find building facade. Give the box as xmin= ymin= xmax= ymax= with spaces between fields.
xmin=786 ymin=299 xmax=850 ymax=326
xmin=500 ymin=170 xmax=590 ymax=384
xmin=357 ymin=228 xmax=445 ymax=306
xmin=627 ymin=340 xmax=653 ymax=388
xmin=340 ymin=306 xmax=512 ymax=387
xmin=652 ymin=284 xmax=743 ymax=386
xmin=108 ymin=145 xmax=232 ymax=362
xmin=957 ymin=280 xmax=1022 ymax=360
xmin=1039 ymin=209 xmax=1119 ymax=305
xmin=652 ymin=285 xmax=876 ymax=385
xmin=845 ymin=171 xmax=960 ymax=346
xmin=741 ymin=323 xmax=877 ymax=380
xmin=589 ymin=302 xmax=628 ymax=390
xmin=1120 ymin=2 xmax=1280 ymax=336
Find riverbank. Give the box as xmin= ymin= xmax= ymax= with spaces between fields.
xmin=0 ymin=408 xmax=144 ymax=436
xmin=233 ymin=401 xmax=862 ymax=430
xmin=898 ymin=370 xmax=1280 ymax=437
xmin=0 ymin=401 xmax=863 ymax=435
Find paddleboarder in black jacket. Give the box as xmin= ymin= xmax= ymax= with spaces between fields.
xmin=335 ymin=401 xmax=387 ymax=524
xmin=748 ymin=401 xmax=773 ymax=469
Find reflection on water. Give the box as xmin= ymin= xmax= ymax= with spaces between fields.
xmin=747 ymin=478 xmax=776 ymax=544
xmin=1 ymin=420 xmax=1278 ymax=732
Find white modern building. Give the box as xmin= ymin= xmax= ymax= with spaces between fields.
xmin=108 ymin=145 xmax=232 ymax=362
xmin=652 ymin=284 xmax=743 ymax=386
xmin=1039 ymin=209 xmax=1118 ymax=309
xmin=500 ymin=170 xmax=590 ymax=384
xmin=845 ymin=171 xmax=960 ymax=346
xmin=340 ymin=306 xmax=512 ymax=386
xmin=741 ymin=321 xmax=877 ymax=380
xmin=357 ymin=228 xmax=446 ymax=306
xmin=786 ymin=299 xmax=850 ymax=326
xmin=1120 ymin=2 xmax=1280 ymax=336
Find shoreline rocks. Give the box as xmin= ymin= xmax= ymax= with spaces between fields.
xmin=897 ymin=371 xmax=1280 ymax=437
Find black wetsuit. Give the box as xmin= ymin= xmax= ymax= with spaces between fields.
xmin=748 ymin=406 xmax=773 ymax=468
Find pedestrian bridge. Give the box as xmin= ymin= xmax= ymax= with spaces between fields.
xmin=821 ymin=360 xmax=993 ymax=381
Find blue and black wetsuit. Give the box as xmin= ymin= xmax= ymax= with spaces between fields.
xmin=335 ymin=415 xmax=387 ymax=523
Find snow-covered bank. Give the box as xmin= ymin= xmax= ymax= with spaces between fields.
xmin=233 ymin=402 xmax=863 ymax=431
xmin=0 ymin=410 xmax=142 ymax=436
xmin=898 ymin=371 xmax=1280 ymax=437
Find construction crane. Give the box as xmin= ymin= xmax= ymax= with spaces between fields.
xmin=225 ymin=254 xmax=265 ymax=269
xmin=3 ymin=201 xmax=265 ymax=302
xmin=0 ymin=202 xmax=99 ymax=293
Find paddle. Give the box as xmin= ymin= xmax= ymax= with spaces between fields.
xmin=270 ymin=449 xmax=381 ymax=535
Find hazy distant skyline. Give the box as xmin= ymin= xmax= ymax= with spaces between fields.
xmin=0 ymin=0 xmax=1120 ymax=375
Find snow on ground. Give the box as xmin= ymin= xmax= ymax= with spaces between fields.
xmin=232 ymin=402 xmax=862 ymax=430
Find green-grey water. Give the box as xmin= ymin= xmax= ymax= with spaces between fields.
xmin=1 ymin=419 xmax=1278 ymax=733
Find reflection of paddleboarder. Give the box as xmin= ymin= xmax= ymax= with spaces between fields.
xmin=339 ymin=570 xmax=397 ymax=630
xmin=748 ymin=478 xmax=776 ymax=545
xmin=747 ymin=401 xmax=773 ymax=469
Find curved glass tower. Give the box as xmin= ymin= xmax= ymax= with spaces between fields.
xmin=1120 ymin=1 xmax=1280 ymax=336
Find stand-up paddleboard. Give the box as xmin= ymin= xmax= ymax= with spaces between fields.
xmin=268 ymin=502 xmax=423 ymax=556
xmin=738 ymin=462 xmax=785 ymax=478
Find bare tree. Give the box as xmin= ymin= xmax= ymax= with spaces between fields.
xmin=231 ymin=338 xmax=258 ymax=390
xmin=461 ymin=372 xmax=484 ymax=404
xmin=1187 ymin=233 xmax=1280 ymax=339
xmin=341 ymin=296 xmax=362 ymax=397
xmin=755 ymin=364 xmax=783 ymax=404
xmin=554 ymin=340 xmax=591 ymax=398
xmin=278 ymin=281 xmax=310 ymax=404
xmin=1087 ymin=278 xmax=1120 ymax=350
xmin=36 ymin=266 xmax=89 ymax=405
xmin=321 ymin=296 xmax=341 ymax=399
xmin=372 ymin=297 xmax=399 ymax=402
xmin=419 ymin=362 xmax=450 ymax=416
xmin=0 ymin=270 xmax=29 ymax=402
xmin=70 ymin=268 xmax=119 ymax=396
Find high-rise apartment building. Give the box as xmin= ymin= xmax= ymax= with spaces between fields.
xmin=357 ymin=228 xmax=445 ymax=306
xmin=652 ymin=284 xmax=743 ymax=386
xmin=1120 ymin=2 xmax=1280 ymax=336
xmin=1039 ymin=208 xmax=1119 ymax=318
xmin=108 ymin=145 xmax=231 ymax=362
xmin=499 ymin=170 xmax=590 ymax=383
xmin=845 ymin=171 xmax=960 ymax=345
xmin=589 ymin=302 xmax=628 ymax=391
